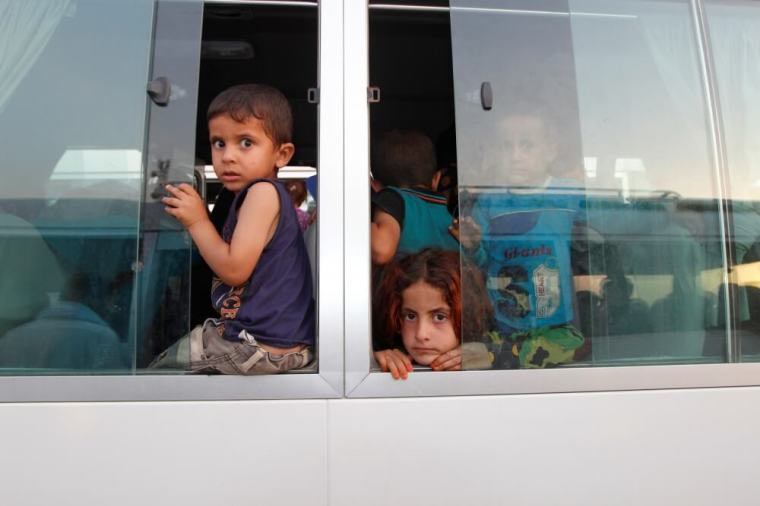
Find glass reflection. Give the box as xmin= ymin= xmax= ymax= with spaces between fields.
xmin=451 ymin=0 xmax=727 ymax=368
xmin=0 ymin=0 xmax=155 ymax=374
xmin=706 ymin=0 xmax=760 ymax=360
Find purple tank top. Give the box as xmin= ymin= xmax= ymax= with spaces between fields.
xmin=211 ymin=179 xmax=315 ymax=348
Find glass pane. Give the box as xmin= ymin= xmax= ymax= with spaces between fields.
xmin=0 ymin=0 xmax=155 ymax=373
xmin=452 ymin=0 xmax=728 ymax=369
xmin=137 ymin=0 xmax=203 ymax=372
xmin=705 ymin=0 xmax=760 ymax=361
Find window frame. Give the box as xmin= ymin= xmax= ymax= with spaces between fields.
xmin=345 ymin=0 xmax=760 ymax=398
xmin=0 ymin=0 xmax=344 ymax=402
xmin=5 ymin=0 xmax=760 ymax=401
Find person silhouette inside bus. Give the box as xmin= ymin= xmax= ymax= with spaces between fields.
xmin=283 ymin=179 xmax=311 ymax=232
xmin=450 ymin=101 xmax=586 ymax=368
xmin=0 ymin=271 xmax=127 ymax=370
xmin=152 ymin=84 xmax=314 ymax=374
xmin=372 ymin=249 xmax=492 ymax=379
xmin=370 ymin=130 xmax=459 ymax=265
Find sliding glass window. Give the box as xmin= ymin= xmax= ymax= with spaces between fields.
xmin=454 ymin=0 xmax=729 ymax=368
xmin=704 ymin=0 xmax=760 ymax=362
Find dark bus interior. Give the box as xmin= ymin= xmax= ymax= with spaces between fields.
xmin=189 ymin=2 xmax=319 ymax=327
xmin=369 ymin=4 xmax=455 ymax=159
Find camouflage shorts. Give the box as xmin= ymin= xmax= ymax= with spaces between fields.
xmin=491 ymin=323 xmax=586 ymax=369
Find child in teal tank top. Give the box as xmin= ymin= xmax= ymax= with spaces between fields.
xmin=370 ymin=130 xmax=458 ymax=264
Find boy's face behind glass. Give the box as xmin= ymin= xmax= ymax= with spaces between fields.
xmin=497 ymin=114 xmax=557 ymax=187
xmin=209 ymin=113 xmax=294 ymax=194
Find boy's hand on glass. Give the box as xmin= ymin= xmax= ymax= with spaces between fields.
xmin=374 ymin=349 xmax=413 ymax=380
xmin=430 ymin=347 xmax=462 ymax=371
xmin=460 ymin=342 xmax=492 ymax=370
xmin=450 ymin=216 xmax=481 ymax=250
xmin=163 ymin=183 xmax=208 ymax=229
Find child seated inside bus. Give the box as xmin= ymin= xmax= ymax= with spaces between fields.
xmin=451 ymin=101 xmax=587 ymax=368
xmin=372 ymin=248 xmax=492 ymax=379
xmin=371 ymin=130 xmax=459 ymax=265
xmin=152 ymin=84 xmax=314 ymax=374
xmin=284 ymin=180 xmax=311 ymax=232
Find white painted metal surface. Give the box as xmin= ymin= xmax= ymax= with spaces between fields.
xmin=0 ymin=388 xmax=758 ymax=505
xmin=0 ymin=401 xmax=329 ymax=506
xmin=328 ymin=387 xmax=760 ymax=506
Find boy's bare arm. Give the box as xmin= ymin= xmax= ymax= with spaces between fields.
xmin=164 ymin=182 xmax=279 ymax=286
xmin=370 ymin=210 xmax=401 ymax=265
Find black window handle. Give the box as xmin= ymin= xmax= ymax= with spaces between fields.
xmin=307 ymin=87 xmax=319 ymax=104
xmin=367 ymin=86 xmax=381 ymax=104
xmin=147 ymin=76 xmax=171 ymax=106
xmin=481 ymin=81 xmax=493 ymax=111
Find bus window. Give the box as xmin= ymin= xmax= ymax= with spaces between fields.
xmin=0 ymin=0 xmax=156 ymax=374
xmin=705 ymin=0 xmax=760 ymax=361
xmin=0 ymin=0 xmax=321 ymax=377
xmin=453 ymin=0 xmax=726 ymax=368
xmin=367 ymin=0 xmax=744 ymax=376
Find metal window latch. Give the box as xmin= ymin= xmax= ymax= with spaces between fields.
xmin=481 ymin=81 xmax=493 ymax=110
xmin=367 ymin=86 xmax=381 ymax=104
xmin=147 ymin=76 xmax=171 ymax=106
xmin=307 ymin=87 xmax=319 ymax=104
xmin=149 ymin=159 xmax=171 ymax=199
xmin=194 ymin=166 xmax=207 ymax=201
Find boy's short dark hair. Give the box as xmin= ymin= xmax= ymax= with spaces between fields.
xmin=207 ymin=84 xmax=293 ymax=146
xmin=371 ymin=130 xmax=437 ymax=188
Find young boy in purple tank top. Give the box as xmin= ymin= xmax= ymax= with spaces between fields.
xmin=151 ymin=84 xmax=315 ymax=374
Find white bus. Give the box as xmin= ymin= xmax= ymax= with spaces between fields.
xmin=1 ymin=0 xmax=759 ymax=504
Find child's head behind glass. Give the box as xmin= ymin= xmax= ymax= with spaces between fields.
xmin=494 ymin=100 xmax=559 ymax=187
xmin=370 ymin=129 xmax=440 ymax=190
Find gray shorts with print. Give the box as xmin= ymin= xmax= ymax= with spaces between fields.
xmin=150 ymin=319 xmax=313 ymax=375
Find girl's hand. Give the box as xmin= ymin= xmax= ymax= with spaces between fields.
xmin=430 ymin=347 xmax=462 ymax=371
xmin=163 ymin=183 xmax=208 ymax=229
xmin=449 ymin=216 xmax=481 ymax=250
xmin=374 ymin=349 xmax=413 ymax=380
